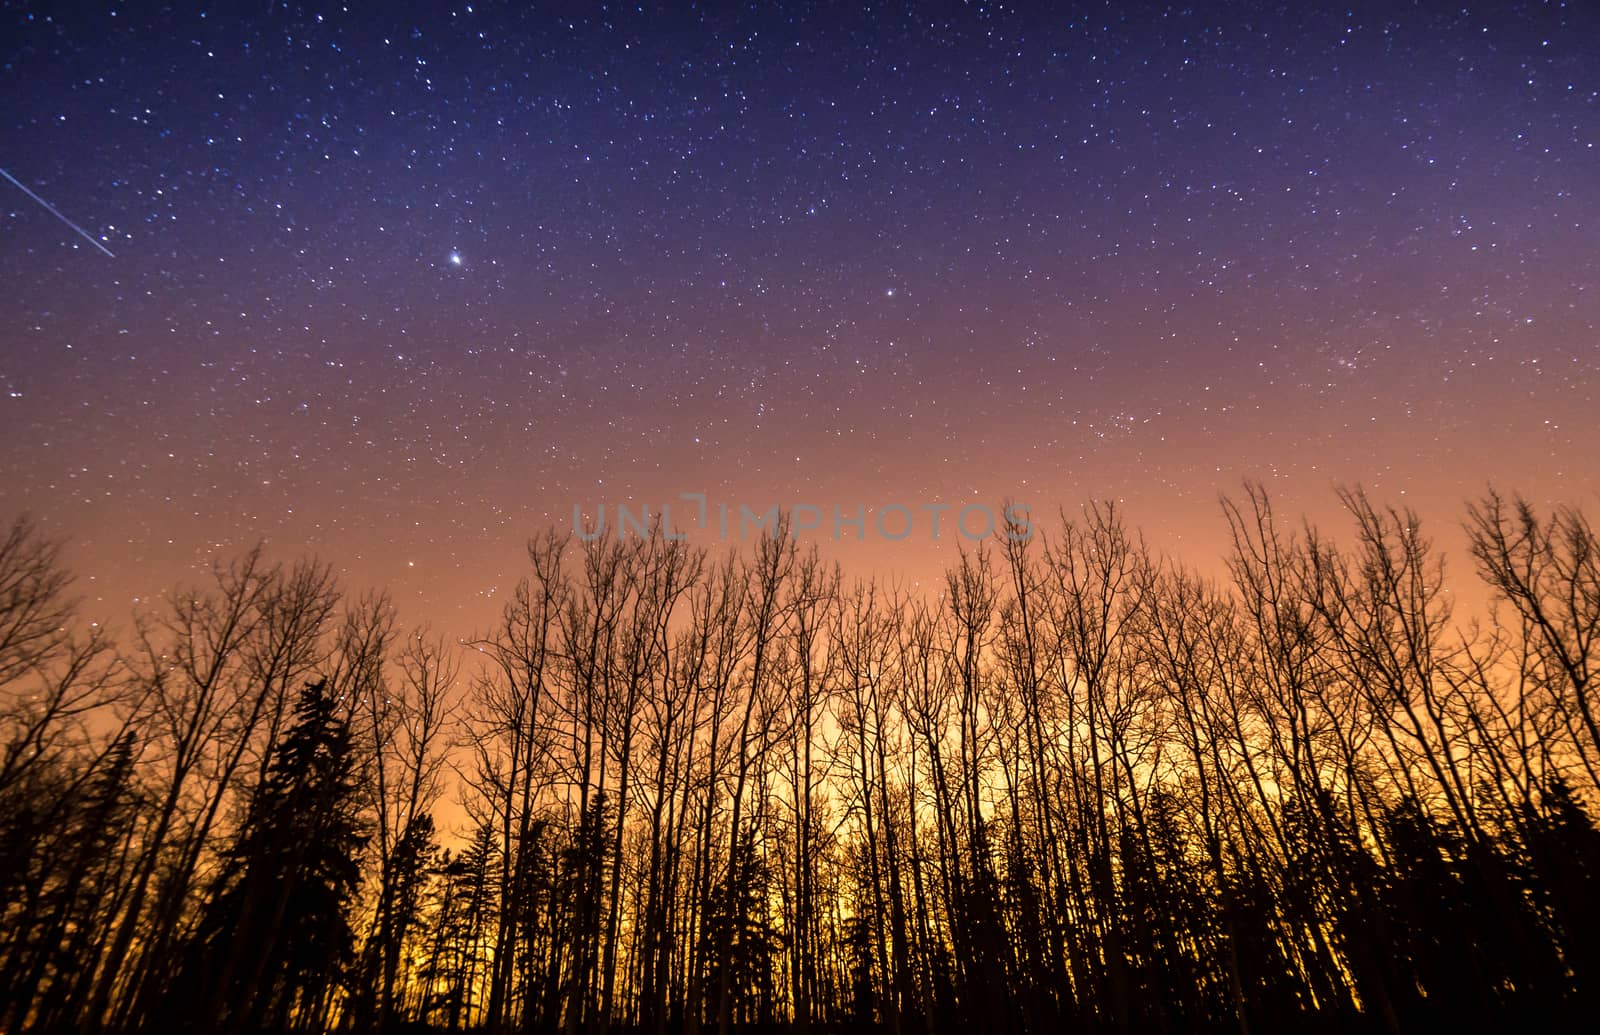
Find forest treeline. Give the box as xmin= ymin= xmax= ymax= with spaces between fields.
xmin=2 ymin=487 xmax=1599 ymax=1034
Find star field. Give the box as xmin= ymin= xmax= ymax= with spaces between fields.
xmin=1 ymin=2 xmax=1596 ymax=624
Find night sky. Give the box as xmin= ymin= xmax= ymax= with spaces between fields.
xmin=2 ymin=2 xmax=1596 ymax=628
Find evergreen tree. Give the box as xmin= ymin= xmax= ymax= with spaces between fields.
xmin=416 ymin=819 xmax=496 ymax=1031
xmin=703 ymin=825 xmax=780 ymax=1027
xmin=163 ymin=679 xmax=367 ymax=1032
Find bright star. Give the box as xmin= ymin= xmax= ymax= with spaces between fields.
xmin=449 ymin=252 xmax=463 ymax=266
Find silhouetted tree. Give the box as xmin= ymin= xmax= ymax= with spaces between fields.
xmin=162 ymin=679 xmax=367 ymax=1032
xmin=2 ymin=493 xmax=1600 ymax=1032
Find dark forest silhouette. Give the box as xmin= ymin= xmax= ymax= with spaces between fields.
xmin=2 ymin=487 xmax=1599 ymax=1033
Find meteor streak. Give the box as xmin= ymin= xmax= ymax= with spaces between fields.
xmin=1 ymin=168 xmax=116 ymax=258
